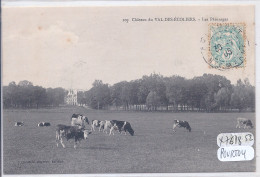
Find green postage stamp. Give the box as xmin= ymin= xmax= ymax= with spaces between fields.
xmin=208 ymin=23 xmax=246 ymax=70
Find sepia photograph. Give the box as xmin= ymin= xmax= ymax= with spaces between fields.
xmin=1 ymin=3 xmax=257 ymax=176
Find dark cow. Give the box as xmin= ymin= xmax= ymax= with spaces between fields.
xmin=56 ymin=124 xmax=91 ymax=149
xmin=91 ymin=120 xmax=105 ymax=132
xmin=236 ymin=118 xmax=253 ymax=129
xmin=111 ymin=120 xmax=134 ymax=136
xmin=38 ymin=122 xmax=51 ymax=127
xmin=14 ymin=122 xmax=24 ymax=126
xmin=173 ymin=119 xmax=191 ymax=132
xmin=71 ymin=113 xmax=89 ymax=128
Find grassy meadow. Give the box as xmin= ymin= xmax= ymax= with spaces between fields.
xmin=3 ymin=106 xmax=255 ymax=174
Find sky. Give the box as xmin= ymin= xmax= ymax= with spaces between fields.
xmin=2 ymin=6 xmax=255 ymax=90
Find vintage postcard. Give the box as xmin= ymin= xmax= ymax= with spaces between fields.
xmin=1 ymin=2 xmax=257 ymax=176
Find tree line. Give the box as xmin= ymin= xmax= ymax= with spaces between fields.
xmin=3 ymin=73 xmax=255 ymax=112
xmin=3 ymin=80 xmax=66 ymax=109
xmin=78 ymin=73 xmax=255 ymax=112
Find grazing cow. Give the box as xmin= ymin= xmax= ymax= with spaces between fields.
xmin=56 ymin=124 xmax=91 ymax=149
xmin=71 ymin=113 xmax=89 ymax=128
xmin=91 ymin=120 xmax=105 ymax=132
xmin=38 ymin=122 xmax=51 ymax=127
xmin=14 ymin=122 xmax=24 ymax=126
xmin=103 ymin=120 xmax=118 ymax=135
xmin=111 ymin=120 xmax=134 ymax=136
xmin=173 ymin=119 xmax=191 ymax=132
xmin=236 ymin=118 xmax=253 ymax=129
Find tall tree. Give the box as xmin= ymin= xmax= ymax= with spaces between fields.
xmin=86 ymin=80 xmax=111 ymax=109
xmin=230 ymin=79 xmax=255 ymax=112
xmin=214 ymin=87 xmax=231 ymax=111
xmin=146 ymin=91 xmax=160 ymax=111
xmin=32 ymin=86 xmax=47 ymax=108
xmin=165 ymin=76 xmax=186 ymax=111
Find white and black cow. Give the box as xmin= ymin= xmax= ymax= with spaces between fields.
xmin=236 ymin=118 xmax=253 ymax=129
xmin=111 ymin=120 xmax=134 ymax=136
xmin=14 ymin=122 xmax=24 ymax=126
xmin=103 ymin=120 xmax=118 ymax=135
xmin=38 ymin=122 xmax=51 ymax=127
xmin=56 ymin=124 xmax=92 ymax=149
xmin=91 ymin=120 xmax=105 ymax=132
xmin=71 ymin=113 xmax=89 ymax=128
xmin=173 ymin=119 xmax=191 ymax=132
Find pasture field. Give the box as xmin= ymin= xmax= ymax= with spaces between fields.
xmin=3 ymin=106 xmax=255 ymax=174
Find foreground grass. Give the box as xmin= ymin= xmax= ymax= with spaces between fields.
xmin=3 ymin=107 xmax=255 ymax=174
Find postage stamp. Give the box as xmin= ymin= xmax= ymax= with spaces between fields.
xmin=207 ymin=23 xmax=246 ymax=70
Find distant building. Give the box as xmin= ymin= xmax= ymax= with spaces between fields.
xmin=65 ymin=89 xmax=78 ymax=105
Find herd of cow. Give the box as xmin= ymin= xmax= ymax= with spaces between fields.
xmin=13 ymin=114 xmax=253 ymax=149
xmin=14 ymin=113 xmax=135 ymax=149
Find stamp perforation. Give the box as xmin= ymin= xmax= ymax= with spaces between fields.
xmin=207 ymin=23 xmax=247 ymax=70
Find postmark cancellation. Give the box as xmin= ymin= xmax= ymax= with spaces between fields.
xmin=207 ymin=23 xmax=246 ymax=70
